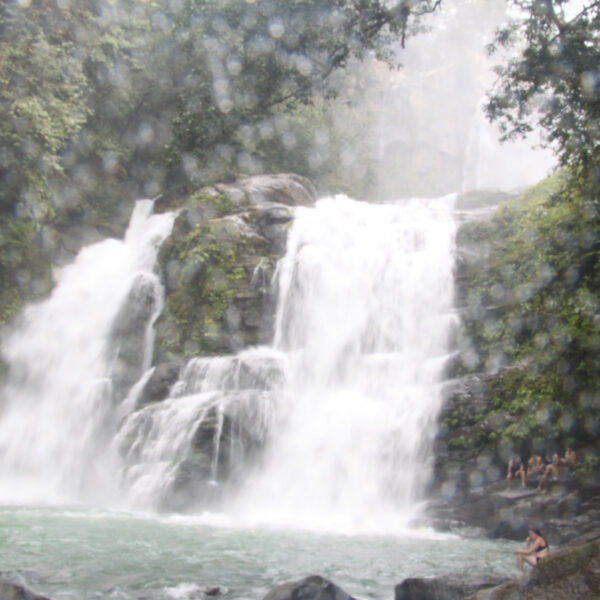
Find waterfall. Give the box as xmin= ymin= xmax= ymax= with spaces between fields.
xmin=0 ymin=191 xmax=457 ymax=532
xmin=0 ymin=201 xmax=175 ymax=505
xmin=232 ymin=194 xmax=458 ymax=533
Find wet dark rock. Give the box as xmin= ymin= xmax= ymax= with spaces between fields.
xmin=395 ymin=574 xmax=506 ymax=600
xmin=0 ymin=580 xmax=51 ymax=600
xmin=137 ymin=390 xmax=276 ymax=512
xmin=427 ymin=474 xmax=600 ymax=548
xmin=204 ymin=586 xmax=222 ymax=596
xmin=109 ymin=273 xmax=160 ymax=400
xmin=137 ymin=361 xmax=182 ymax=407
xmin=263 ymin=575 xmax=356 ymax=600
xmin=254 ymin=203 xmax=295 ymax=254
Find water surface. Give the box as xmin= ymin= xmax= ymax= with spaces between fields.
xmin=0 ymin=505 xmax=517 ymax=600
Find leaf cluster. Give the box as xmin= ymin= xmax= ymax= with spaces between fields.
xmin=486 ymin=0 xmax=600 ymax=190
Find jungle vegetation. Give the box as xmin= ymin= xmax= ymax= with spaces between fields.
xmin=452 ymin=0 xmax=600 ymax=469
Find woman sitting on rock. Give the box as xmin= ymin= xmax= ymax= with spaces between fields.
xmin=514 ymin=528 xmax=549 ymax=571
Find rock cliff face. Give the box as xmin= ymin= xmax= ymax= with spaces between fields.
xmin=429 ymin=190 xmax=514 ymax=509
xmin=152 ymin=173 xmax=316 ymax=364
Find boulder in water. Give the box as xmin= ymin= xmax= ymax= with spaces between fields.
xmin=263 ymin=575 xmax=356 ymax=600
xmin=0 ymin=580 xmax=51 ymax=600
xmin=395 ymin=575 xmax=506 ymax=600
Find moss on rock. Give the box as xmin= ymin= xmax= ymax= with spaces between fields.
xmin=153 ymin=208 xmax=276 ymax=363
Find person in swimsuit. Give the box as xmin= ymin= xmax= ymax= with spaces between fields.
xmin=514 ymin=528 xmax=549 ymax=570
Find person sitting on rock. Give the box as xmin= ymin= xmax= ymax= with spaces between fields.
xmin=527 ymin=454 xmax=544 ymax=477
xmin=536 ymin=447 xmax=577 ymax=493
xmin=506 ymin=455 xmax=526 ymax=489
xmin=514 ymin=527 xmax=549 ymax=571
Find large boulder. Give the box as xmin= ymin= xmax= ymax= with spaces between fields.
xmin=395 ymin=574 xmax=506 ymax=600
xmin=152 ymin=173 xmax=316 ymax=364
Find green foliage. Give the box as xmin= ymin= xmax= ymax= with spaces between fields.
xmin=189 ymin=191 xmax=242 ymax=219
xmin=458 ymin=171 xmax=600 ymax=455
xmin=486 ymin=1 xmax=600 ymax=191
xmin=0 ymin=0 xmax=444 ymax=327
xmin=160 ymin=0 xmax=443 ymax=191
xmin=0 ymin=1 xmax=88 ymax=218
xmin=0 ymin=216 xmax=53 ymax=326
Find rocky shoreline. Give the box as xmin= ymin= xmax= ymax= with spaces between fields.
xmin=427 ymin=472 xmax=600 ymax=545
xmin=263 ymin=542 xmax=600 ymax=600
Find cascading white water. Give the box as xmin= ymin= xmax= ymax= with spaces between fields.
xmin=232 ymin=195 xmax=458 ymax=533
xmin=0 ymin=201 xmax=175 ymax=505
xmin=0 ymin=191 xmax=457 ymax=532
xmin=117 ymin=347 xmax=283 ymax=512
